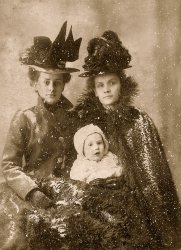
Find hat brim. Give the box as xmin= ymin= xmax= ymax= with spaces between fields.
xmin=29 ymin=65 xmax=80 ymax=74
xmin=79 ymin=71 xmax=106 ymax=77
xmin=79 ymin=66 xmax=132 ymax=77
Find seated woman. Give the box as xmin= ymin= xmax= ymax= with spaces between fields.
xmin=0 ymin=21 xmax=82 ymax=249
xmin=73 ymin=30 xmax=181 ymax=249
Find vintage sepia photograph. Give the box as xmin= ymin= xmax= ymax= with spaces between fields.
xmin=0 ymin=0 xmax=181 ymax=249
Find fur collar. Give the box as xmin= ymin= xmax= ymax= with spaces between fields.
xmin=74 ymin=77 xmax=139 ymax=123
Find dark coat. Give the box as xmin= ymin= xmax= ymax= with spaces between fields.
xmin=1 ymin=95 xmax=77 ymax=200
xmin=73 ymin=90 xmax=181 ymax=249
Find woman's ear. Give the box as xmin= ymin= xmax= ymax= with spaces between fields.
xmin=33 ymin=81 xmax=38 ymax=92
xmin=94 ymin=88 xmax=98 ymax=97
xmin=62 ymin=82 xmax=66 ymax=91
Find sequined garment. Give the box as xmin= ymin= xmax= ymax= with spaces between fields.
xmin=0 ymin=177 xmax=156 ymax=250
xmin=73 ymin=90 xmax=181 ymax=249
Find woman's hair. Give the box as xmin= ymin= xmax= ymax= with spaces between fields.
xmin=63 ymin=73 xmax=71 ymax=83
xmin=28 ymin=68 xmax=40 ymax=86
xmin=28 ymin=67 xmax=71 ymax=86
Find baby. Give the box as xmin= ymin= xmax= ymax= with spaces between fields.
xmin=70 ymin=124 xmax=123 ymax=183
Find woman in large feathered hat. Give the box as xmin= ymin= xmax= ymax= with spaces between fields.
xmin=0 ymin=21 xmax=82 ymax=249
xmin=73 ymin=30 xmax=181 ymax=249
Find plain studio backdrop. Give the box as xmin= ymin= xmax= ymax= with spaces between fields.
xmin=0 ymin=0 xmax=180 ymax=200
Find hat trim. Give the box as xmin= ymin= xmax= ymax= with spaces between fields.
xmin=79 ymin=66 xmax=132 ymax=77
xmin=28 ymin=65 xmax=80 ymax=74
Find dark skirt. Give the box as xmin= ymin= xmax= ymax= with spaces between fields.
xmin=0 ymin=181 xmax=31 ymax=250
xmin=0 ymin=178 xmax=180 ymax=250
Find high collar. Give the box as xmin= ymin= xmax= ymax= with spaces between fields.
xmin=74 ymin=90 xmax=139 ymax=123
xmin=37 ymin=95 xmax=73 ymax=113
xmin=74 ymin=74 xmax=139 ymax=122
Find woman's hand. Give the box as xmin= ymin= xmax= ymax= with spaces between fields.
xmin=89 ymin=177 xmax=121 ymax=189
xmin=28 ymin=189 xmax=54 ymax=209
xmin=89 ymin=178 xmax=106 ymax=188
xmin=104 ymin=177 xmax=121 ymax=189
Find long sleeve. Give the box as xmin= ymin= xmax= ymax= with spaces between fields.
xmin=1 ymin=110 xmax=38 ymax=200
xmin=132 ymin=111 xmax=180 ymax=207
xmin=127 ymin=110 xmax=181 ymax=245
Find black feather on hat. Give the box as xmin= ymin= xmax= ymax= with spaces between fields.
xmin=19 ymin=21 xmax=82 ymax=73
xmin=79 ymin=30 xmax=131 ymax=77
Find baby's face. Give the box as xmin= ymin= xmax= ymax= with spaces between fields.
xmin=84 ymin=133 xmax=105 ymax=162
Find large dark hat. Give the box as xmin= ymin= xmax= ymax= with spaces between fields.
xmin=19 ymin=21 xmax=82 ymax=73
xmin=79 ymin=30 xmax=131 ymax=77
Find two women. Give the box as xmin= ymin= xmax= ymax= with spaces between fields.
xmin=1 ymin=26 xmax=181 ymax=249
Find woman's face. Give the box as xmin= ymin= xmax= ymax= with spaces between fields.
xmin=94 ymin=73 xmax=121 ymax=108
xmin=35 ymin=72 xmax=65 ymax=105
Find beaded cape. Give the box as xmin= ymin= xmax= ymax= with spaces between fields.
xmin=72 ymin=89 xmax=181 ymax=249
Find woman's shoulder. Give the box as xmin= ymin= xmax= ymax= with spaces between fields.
xmin=127 ymin=106 xmax=154 ymax=123
xmin=10 ymin=106 xmax=37 ymax=127
xmin=73 ymin=91 xmax=99 ymax=115
xmin=127 ymin=106 xmax=158 ymax=135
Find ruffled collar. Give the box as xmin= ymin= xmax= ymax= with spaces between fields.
xmin=74 ymin=90 xmax=139 ymax=123
xmin=74 ymin=74 xmax=139 ymax=123
xmin=37 ymin=95 xmax=73 ymax=113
